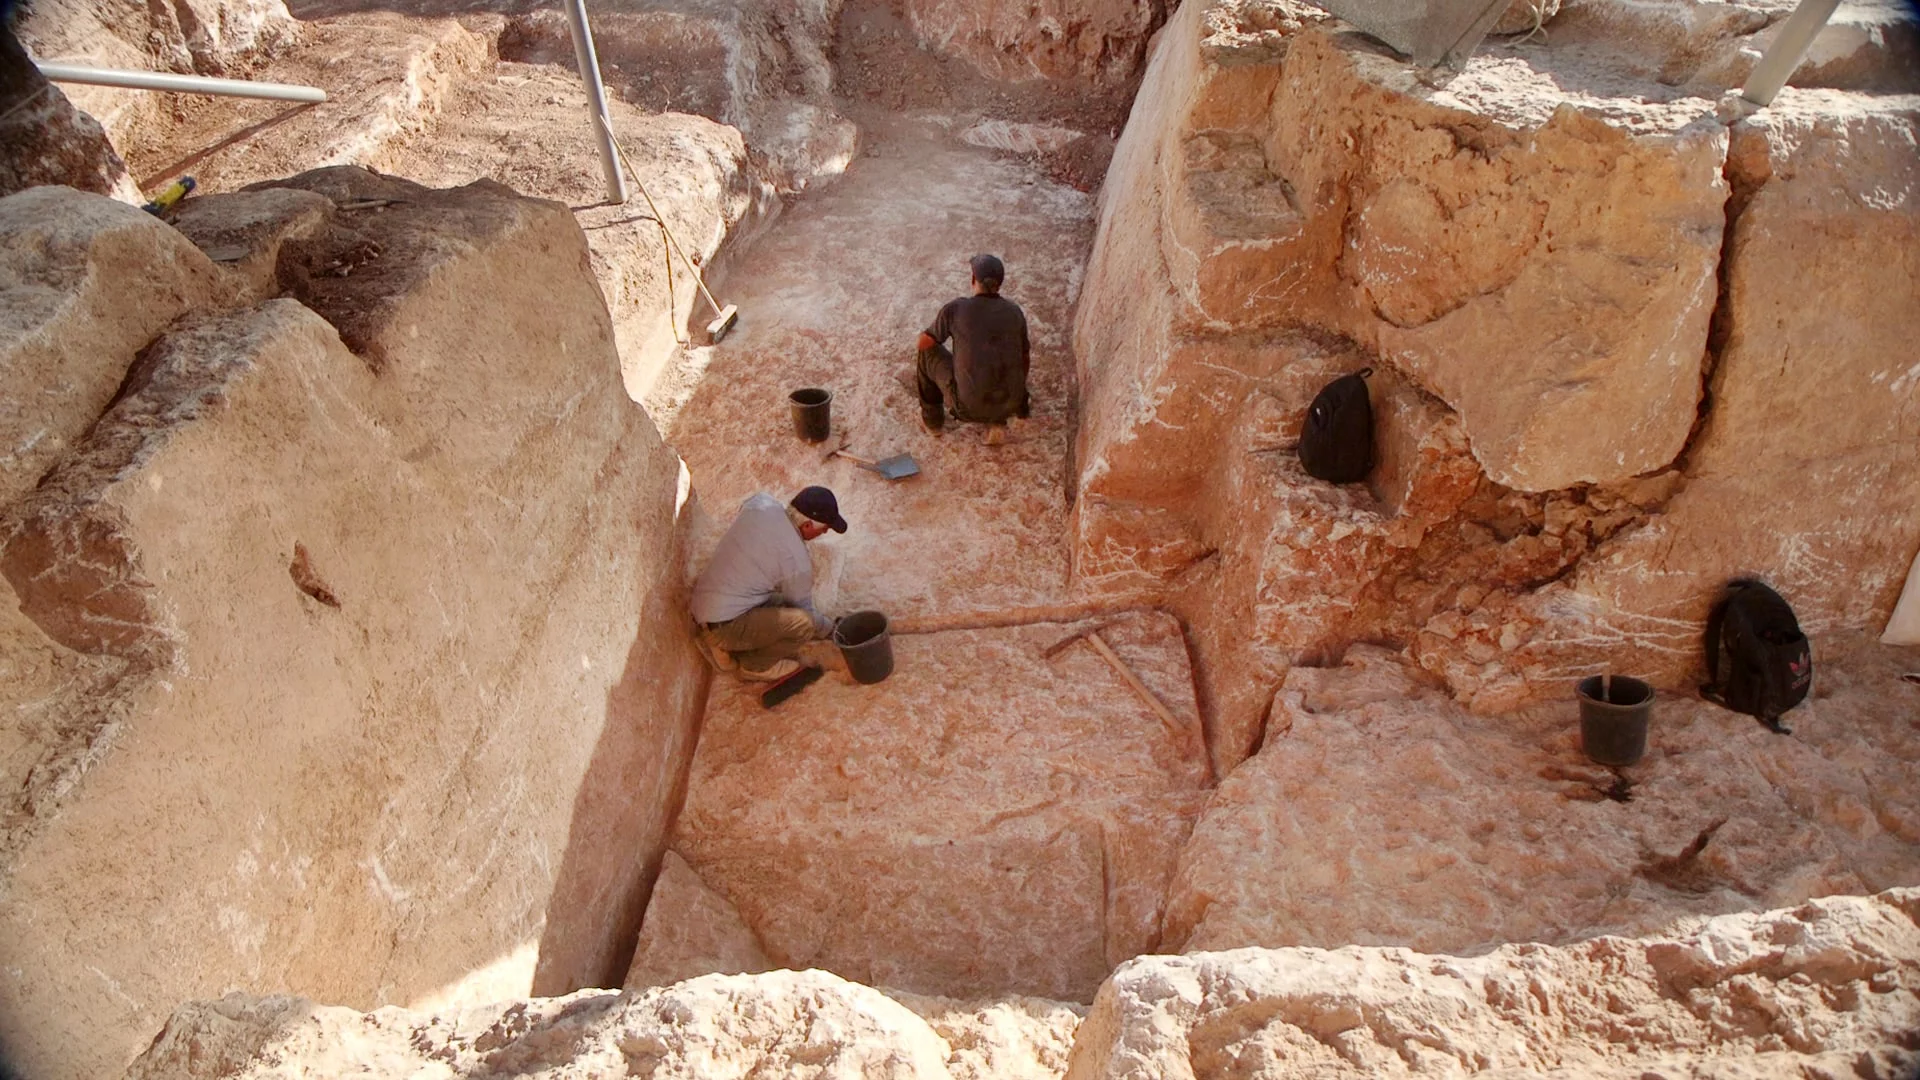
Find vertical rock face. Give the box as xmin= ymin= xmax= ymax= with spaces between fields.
xmin=903 ymin=0 xmax=1172 ymax=88
xmin=494 ymin=0 xmax=856 ymax=195
xmin=625 ymin=850 xmax=775 ymax=990
xmin=1422 ymin=92 xmax=1920 ymax=711
xmin=0 ymin=187 xmax=221 ymax=510
xmin=1071 ymin=0 xmax=1920 ymax=760
xmin=0 ymin=172 xmax=707 ymax=1080
xmin=15 ymin=0 xmax=298 ymax=141
xmin=1066 ymin=889 xmax=1920 ymax=1080
xmin=0 ymin=28 xmax=140 ymax=202
xmin=1084 ymin=8 xmax=1730 ymax=496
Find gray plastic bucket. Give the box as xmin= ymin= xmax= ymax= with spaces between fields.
xmin=790 ymin=387 xmax=832 ymax=442
xmin=1577 ymin=675 xmax=1652 ymax=766
xmin=832 ymin=610 xmax=893 ymax=685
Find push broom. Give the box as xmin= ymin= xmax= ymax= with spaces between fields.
xmin=594 ymin=112 xmax=740 ymax=342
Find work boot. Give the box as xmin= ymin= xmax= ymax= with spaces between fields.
xmin=739 ymin=657 xmax=802 ymax=682
xmin=697 ymin=628 xmax=736 ymax=672
xmin=799 ymin=639 xmax=847 ymax=673
xmin=984 ymin=424 xmax=1007 ymax=447
xmin=920 ymin=402 xmax=946 ymax=437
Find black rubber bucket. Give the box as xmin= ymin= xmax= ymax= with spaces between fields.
xmin=832 ymin=610 xmax=893 ymax=685
xmin=790 ymin=387 xmax=832 ymax=442
xmin=1577 ymin=674 xmax=1653 ymax=766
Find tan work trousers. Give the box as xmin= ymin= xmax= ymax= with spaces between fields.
xmin=705 ymin=606 xmax=818 ymax=671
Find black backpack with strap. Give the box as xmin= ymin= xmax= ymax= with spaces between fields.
xmin=1299 ymin=367 xmax=1374 ymax=484
xmin=1702 ymin=579 xmax=1811 ymax=734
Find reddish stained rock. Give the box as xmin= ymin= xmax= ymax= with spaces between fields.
xmin=904 ymin=0 xmax=1171 ymax=87
xmin=1075 ymin=0 xmax=1915 ymax=768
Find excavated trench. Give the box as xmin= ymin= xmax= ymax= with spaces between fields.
xmin=609 ymin=40 xmax=1205 ymax=1001
xmin=6 ymin=0 xmax=1920 ymax=1075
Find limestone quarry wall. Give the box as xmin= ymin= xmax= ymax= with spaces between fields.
xmin=12 ymin=0 xmax=299 ymax=145
xmin=0 ymin=26 xmax=140 ymax=203
xmin=1072 ymin=0 xmax=1920 ymax=767
xmin=0 ymin=171 xmax=707 ymax=1080
xmin=901 ymin=0 xmax=1172 ymax=89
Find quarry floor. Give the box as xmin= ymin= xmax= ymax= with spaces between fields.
xmin=658 ymin=108 xmax=1093 ymax=625
xmin=638 ymin=108 xmax=1227 ymax=1001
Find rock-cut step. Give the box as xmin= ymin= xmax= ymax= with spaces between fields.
xmin=633 ymin=610 xmax=1214 ymax=1002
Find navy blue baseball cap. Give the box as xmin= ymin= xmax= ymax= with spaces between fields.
xmin=791 ymin=486 xmax=848 ymax=533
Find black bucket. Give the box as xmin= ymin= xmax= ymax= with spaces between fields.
xmin=790 ymin=387 xmax=832 ymax=442
xmin=832 ymin=610 xmax=893 ymax=685
xmin=1577 ymin=674 xmax=1653 ymax=767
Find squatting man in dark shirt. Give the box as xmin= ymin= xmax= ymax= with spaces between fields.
xmin=690 ymin=486 xmax=847 ymax=681
xmin=914 ymin=253 xmax=1031 ymax=444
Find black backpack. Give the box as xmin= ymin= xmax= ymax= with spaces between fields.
xmin=1298 ymin=367 xmax=1374 ymax=484
xmin=1702 ymin=579 xmax=1811 ymax=734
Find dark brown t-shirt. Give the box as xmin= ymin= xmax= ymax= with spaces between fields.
xmin=926 ymin=293 xmax=1029 ymax=422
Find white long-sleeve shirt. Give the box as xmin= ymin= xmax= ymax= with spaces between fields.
xmin=690 ymin=493 xmax=830 ymax=632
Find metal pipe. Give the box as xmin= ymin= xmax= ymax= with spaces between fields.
xmin=1740 ymin=0 xmax=1842 ymax=107
xmin=560 ymin=0 xmax=627 ymax=204
xmin=35 ymin=62 xmax=327 ymax=103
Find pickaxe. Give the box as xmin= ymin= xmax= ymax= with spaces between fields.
xmin=1043 ymin=621 xmax=1208 ymax=782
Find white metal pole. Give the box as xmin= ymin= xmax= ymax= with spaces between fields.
xmin=35 ymin=62 xmax=327 ymax=103
xmin=560 ymin=0 xmax=628 ymax=204
xmin=1741 ymin=0 xmax=1842 ymax=107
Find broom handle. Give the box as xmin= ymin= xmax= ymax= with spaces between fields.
xmin=594 ymin=112 xmax=725 ymax=315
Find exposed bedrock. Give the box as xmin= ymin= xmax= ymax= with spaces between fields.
xmin=0 ymin=27 xmax=141 ymax=202
xmin=1068 ymin=887 xmax=1920 ymax=1080
xmin=126 ymin=889 xmax=1920 ymax=1078
xmin=1425 ymin=92 xmax=1920 ymax=710
xmin=0 ymin=188 xmax=221 ymax=510
xmin=1162 ymin=640 xmax=1920 ymax=958
xmin=1072 ymin=0 xmax=1920 ymax=762
xmin=0 ymin=171 xmax=706 ymax=1080
xmin=901 ymin=0 xmax=1172 ymax=88
xmin=650 ymin=612 xmax=1211 ymax=1004
xmin=492 ymin=0 xmax=858 ymax=194
xmin=14 ymin=0 xmax=300 ymax=145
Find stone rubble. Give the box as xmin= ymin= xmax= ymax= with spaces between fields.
xmin=1067 ymin=888 xmax=1920 ymax=1080
xmin=903 ymin=0 xmax=1171 ymax=88
xmin=125 ymin=890 xmax=1920 ymax=1078
xmin=126 ymin=972 xmax=1085 ymax=1080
